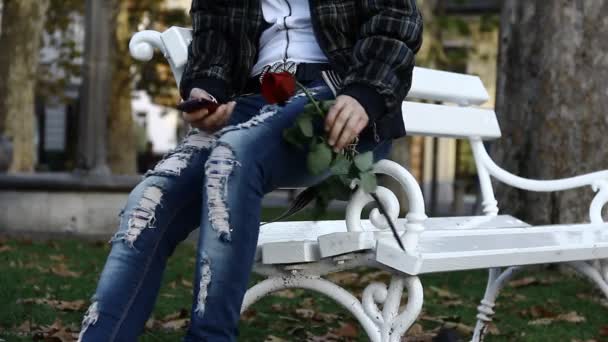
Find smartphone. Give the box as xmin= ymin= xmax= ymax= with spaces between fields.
xmin=177 ymin=98 xmax=220 ymax=114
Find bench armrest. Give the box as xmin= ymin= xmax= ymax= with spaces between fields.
xmin=470 ymin=138 xmax=608 ymax=223
xmin=345 ymin=159 xmax=427 ymax=253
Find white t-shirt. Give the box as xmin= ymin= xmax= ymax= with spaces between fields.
xmin=250 ymin=0 xmax=328 ymax=76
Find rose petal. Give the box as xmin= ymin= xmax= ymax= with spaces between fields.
xmin=261 ymin=72 xmax=296 ymax=104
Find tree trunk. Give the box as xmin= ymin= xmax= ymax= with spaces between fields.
xmin=493 ymin=1 xmax=608 ymax=224
xmin=107 ymin=0 xmax=137 ymax=175
xmin=0 ymin=0 xmax=50 ymax=172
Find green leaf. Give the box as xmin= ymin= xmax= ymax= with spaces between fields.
xmin=307 ymin=142 xmax=333 ymax=175
xmin=303 ymin=103 xmax=317 ymax=115
xmin=354 ymin=151 xmax=374 ymax=172
xmin=359 ymin=171 xmax=378 ymax=193
xmin=324 ymin=176 xmax=353 ymax=201
xmin=319 ymin=100 xmax=336 ymax=113
xmin=330 ymin=154 xmax=351 ymax=175
xmin=283 ymin=127 xmax=307 ymax=149
xmin=296 ymin=115 xmax=314 ymax=138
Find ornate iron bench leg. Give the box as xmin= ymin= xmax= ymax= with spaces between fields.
xmin=241 ymin=273 xmax=423 ymax=342
xmin=472 ymin=266 xmax=523 ymax=342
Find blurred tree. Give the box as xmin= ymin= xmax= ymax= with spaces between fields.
xmin=107 ymin=0 xmax=189 ymax=174
xmin=40 ymin=0 xmax=187 ymax=174
xmin=39 ymin=0 xmax=85 ymax=101
xmin=493 ymin=1 xmax=608 ymax=224
xmin=0 ymin=0 xmax=50 ymax=172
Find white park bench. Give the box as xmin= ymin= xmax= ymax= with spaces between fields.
xmin=130 ymin=27 xmax=608 ymax=341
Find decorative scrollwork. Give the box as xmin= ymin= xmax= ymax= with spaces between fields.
xmin=129 ymin=30 xmax=166 ymax=62
xmin=345 ymin=159 xmax=427 ymax=253
xmin=242 ymin=273 xmax=423 ymax=342
xmin=590 ymin=180 xmax=608 ymax=224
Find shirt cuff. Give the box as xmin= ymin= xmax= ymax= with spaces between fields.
xmin=339 ymin=83 xmax=386 ymax=121
xmin=180 ymin=77 xmax=228 ymax=103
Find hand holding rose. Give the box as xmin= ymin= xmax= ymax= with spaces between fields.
xmin=324 ymin=95 xmax=369 ymax=152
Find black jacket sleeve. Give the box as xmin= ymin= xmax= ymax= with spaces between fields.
xmin=339 ymin=0 xmax=423 ymax=121
xmin=179 ymin=0 xmax=232 ymax=102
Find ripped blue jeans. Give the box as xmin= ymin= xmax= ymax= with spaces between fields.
xmin=78 ymin=79 xmax=392 ymax=342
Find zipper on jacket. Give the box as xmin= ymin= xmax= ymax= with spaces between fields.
xmin=372 ymin=122 xmax=380 ymax=143
xmin=282 ymin=0 xmax=292 ymax=63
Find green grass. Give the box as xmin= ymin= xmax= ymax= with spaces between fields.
xmin=1 ymin=208 xmax=607 ymax=341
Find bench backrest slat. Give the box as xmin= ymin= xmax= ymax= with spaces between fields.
xmin=403 ymin=102 xmax=501 ymax=139
xmin=159 ymin=27 xmax=490 ymax=105
xmin=135 ymin=27 xmax=500 ymax=139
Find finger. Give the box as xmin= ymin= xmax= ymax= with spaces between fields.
xmin=325 ymin=98 xmax=347 ymax=132
xmin=328 ymin=105 xmax=353 ymax=146
xmin=182 ymin=108 xmax=209 ymax=123
xmin=202 ymin=105 xmax=229 ymax=128
xmin=189 ymin=88 xmax=212 ymax=100
xmin=334 ymin=114 xmax=360 ymax=151
xmin=226 ymin=101 xmax=237 ymax=116
xmin=354 ymin=117 xmax=368 ymax=136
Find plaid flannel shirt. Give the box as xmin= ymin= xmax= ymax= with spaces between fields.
xmin=180 ymin=0 xmax=423 ymax=141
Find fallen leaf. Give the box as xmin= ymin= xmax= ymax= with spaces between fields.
xmin=305 ymin=331 xmax=341 ymax=341
xmin=0 ymin=245 xmax=13 ymax=253
xmin=429 ymin=286 xmax=459 ymax=300
xmin=360 ymin=270 xmax=389 ymax=283
xmin=161 ymin=308 xmax=188 ymax=321
xmin=161 ymin=318 xmax=189 ymax=331
xmin=576 ymin=293 xmax=608 ymax=308
xmin=332 ymin=322 xmax=358 ymax=338
xmin=264 ymin=335 xmax=288 ymax=342
xmin=486 ymin=322 xmax=500 ymax=336
xmin=49 ymin=254 xmax=67 ymax=262
xmin=443 ymin=322 xmax=474 ymax=336
xmin=50 ymin=264 xmax=81 ymax=278
xmin=559 ymin=311 xmax=586 ymax=323
xmin=145 ymin=317 xmax=156 ymax=329
xmin=273 ymin=289 xmax=296 ymax=299
xmin=295 ymin=308 xmax=315 ymax=319
xmin=242 ymin=308 xmax=257 ymax=322
xmin=520 ymin=305 xmax=557 ymax=319
xmin=408 ymin=323 xmax=425 ymax=336
xmin=508 ymin=277 xmax=538 ymax=288
xmin=313 ymin=312 xmax=339 ymax=323
xmin=181 ymin=279 xmax=193 ymax=288
xmin=529 ymin=311 xmax=586 ymax=326
xmin=443 ymin=299 xmax=464 ymax=307
xmin=327 ymin=272 xmax=359 ymax=285
xmin=17 ymin=298 xmax=87 ymax=311
xmin=301 ymin=297 xmax=315 ymax=308
xmin=15 ymin=320 xmax=32 ymax=333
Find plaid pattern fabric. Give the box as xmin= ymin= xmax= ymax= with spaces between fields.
xmin=181 ymin=0 xmax=423 ymax=138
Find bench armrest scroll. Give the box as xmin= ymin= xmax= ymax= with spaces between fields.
xmin=470 ymin=139 xmax=608 ymax=222
xmin=346 ymin=159 xmax=427 ymax=254
xmin=129 ymin=30 xmax=166 ymax=62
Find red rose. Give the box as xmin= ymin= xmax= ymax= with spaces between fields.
xmin=261 ymin=71 xmax=296 ymax=105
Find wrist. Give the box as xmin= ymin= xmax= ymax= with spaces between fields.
xmin=339 ymin=83 xmax=386 ymax=121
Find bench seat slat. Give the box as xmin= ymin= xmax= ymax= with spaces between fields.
xmin=376 ymin=223 xmax=608 ymax=275
xmin=258 ymin=215 xmax=528 ymax=265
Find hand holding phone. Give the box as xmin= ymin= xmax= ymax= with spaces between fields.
xmin=177 ymin=98 xmax=220 ymax=114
